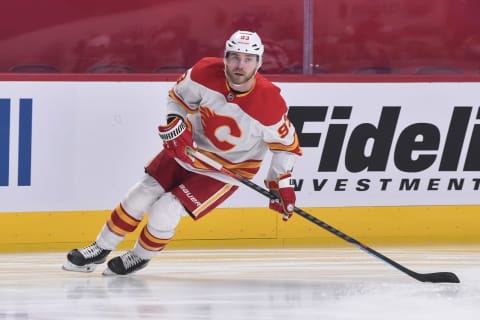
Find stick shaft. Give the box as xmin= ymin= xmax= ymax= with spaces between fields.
xmin=189 ymin=150 xmax=460 ymax=283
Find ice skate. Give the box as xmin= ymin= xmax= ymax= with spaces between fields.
xmin=102 ymin=251 xmax=149 ymax=276
xmin=62 ymin=242 xmax=111 ymax=273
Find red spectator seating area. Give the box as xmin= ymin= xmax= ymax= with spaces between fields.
xmin=1 ymin=0 xmax=479 ymax=74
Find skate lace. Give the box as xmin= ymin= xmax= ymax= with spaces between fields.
xmin=121 ymin=251 xmax=144 ymax=270
xmin=80 ymin=243 xmax=103 ymax=259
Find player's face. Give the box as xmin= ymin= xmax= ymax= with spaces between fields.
xmin=224 ymin=52 xmax=259 ymax=87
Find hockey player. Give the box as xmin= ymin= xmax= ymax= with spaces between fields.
xmin=62 ymin=30 xmax=303 ymax=276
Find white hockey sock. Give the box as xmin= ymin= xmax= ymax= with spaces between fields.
xmin=95 ymin=224 xmax=124 ymax=251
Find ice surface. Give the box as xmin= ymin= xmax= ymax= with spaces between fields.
xmin=0 ymin=247 xmax=478 ymax=320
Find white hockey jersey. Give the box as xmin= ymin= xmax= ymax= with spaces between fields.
xmin=166 ymin=57 xmax=302 ymax=184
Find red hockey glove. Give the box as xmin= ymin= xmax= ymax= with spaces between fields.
xmin=158 ymin=117 xmax=196 ymax=164
xmin=265 ymin=173 xmax=296 ymax=221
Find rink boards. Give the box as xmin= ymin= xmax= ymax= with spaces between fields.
xmin=0 ymin=205 xmax=478 ymax=252
xmin=1 ymin=79 xmax=480 ymax=251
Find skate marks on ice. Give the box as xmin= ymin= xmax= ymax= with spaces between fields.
xmin=0 ymin=247 xmax=478 ymax=320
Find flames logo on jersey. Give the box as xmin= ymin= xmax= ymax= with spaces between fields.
xmin=200 ymin=106 xmax=242 ymax=151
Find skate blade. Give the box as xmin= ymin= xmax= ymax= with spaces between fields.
xmin=102 ymin=266 xmax=121 ymax=277
xmin=102 ymin=264 xmax=149 ymax=277
xmin=62 ymin=261 xmax=98 ymax=273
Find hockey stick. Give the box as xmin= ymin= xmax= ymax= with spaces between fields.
xmin=188 ymin=149 xmax=460 ymax=283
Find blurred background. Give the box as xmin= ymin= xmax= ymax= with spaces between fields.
xmin=1 ymin=0 xmax=479 ymax=75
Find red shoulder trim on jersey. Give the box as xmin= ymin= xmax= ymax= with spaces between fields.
xmin=236 ymin=74 xmax=288 ymax=126
xmin=190 ymin=57 xmax=226 ymax=93
xmin=190 ymin=58 xmax=288 ymax=126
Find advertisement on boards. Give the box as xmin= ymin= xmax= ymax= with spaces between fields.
xmin=0 ymin=81 xmax=479 ymax=212
xmin=282 ymin=82 xmax=480 ymax=207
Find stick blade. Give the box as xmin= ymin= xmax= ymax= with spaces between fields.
xmin=417 ymin=272 xmax=460 ymax=283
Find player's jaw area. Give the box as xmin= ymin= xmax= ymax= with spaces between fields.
xmin=224 ymin=53 xmax=259 ymax=90
xmin=225 ymin=67 xmax=256 ymax=89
